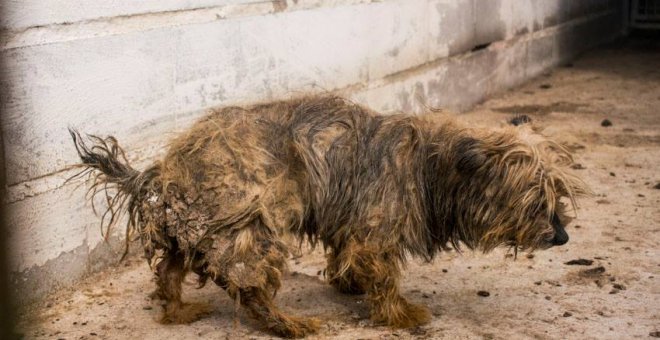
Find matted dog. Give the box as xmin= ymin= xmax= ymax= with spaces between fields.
xmin=70 ymin=95 xmax=588 ymax=338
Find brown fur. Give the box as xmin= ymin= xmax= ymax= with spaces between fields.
xmin=70 ymin=95 xmax=589 ymax=337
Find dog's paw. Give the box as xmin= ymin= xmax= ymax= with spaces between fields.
xmin=269 ymin=316 xmax=320 ymax=338
xmin=373 ymin=300 xmax=431 ymax=329
xmin=397 ymin=302 xmax=431 ymax=328
xmin=160 ymin=302 xmax=213 ymax=324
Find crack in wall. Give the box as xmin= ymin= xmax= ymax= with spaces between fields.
xmin=1 ymin=0 xmax=381 ymax=51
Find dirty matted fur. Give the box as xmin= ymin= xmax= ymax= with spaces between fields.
xmin=70 ymin=95 xmax=589 ymax=338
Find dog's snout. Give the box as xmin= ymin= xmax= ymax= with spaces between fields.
xmin=550 ymin=213 xmax=569 ymax=246
xmin=551 ymin=229 xmax=569 ymax=246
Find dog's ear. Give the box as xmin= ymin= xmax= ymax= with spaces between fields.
xmin=455 ymin=137 xmax=487 ymax=175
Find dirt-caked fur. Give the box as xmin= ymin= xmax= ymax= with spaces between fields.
xmin=70 ymin=95 xmax=589 ymax=338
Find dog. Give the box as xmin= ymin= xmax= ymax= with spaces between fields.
xmin=70 ymin=95 xmax=589 ymax=338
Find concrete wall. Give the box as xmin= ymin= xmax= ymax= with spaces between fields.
xmin=1 ymin=0 xmax=625 ymax=306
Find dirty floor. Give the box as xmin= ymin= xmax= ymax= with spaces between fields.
xmin=14 ymin=37 xmax=660 ymax=339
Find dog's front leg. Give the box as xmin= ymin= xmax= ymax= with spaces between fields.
xmin=326 ymin=247 xmax=367 ymax=295
xmin=330 ymin=239 xmax=431 ymax=328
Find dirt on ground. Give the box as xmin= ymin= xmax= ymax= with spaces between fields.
xmin=14 ymin=36 xmax=660 ymax=340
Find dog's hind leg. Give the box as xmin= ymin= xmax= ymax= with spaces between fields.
xmin=230 ymin=285 xmax=320 ymax=338
xmin=211 ymin=227 xmax=320 ymax=338
xmin=331 ymin=239 xmax=431 ymax=329
xmin=154 ymin=252 xmax=211 ymax=324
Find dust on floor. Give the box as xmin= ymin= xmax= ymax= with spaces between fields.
xmin=14 ymin=38 xmax=660 ymax=340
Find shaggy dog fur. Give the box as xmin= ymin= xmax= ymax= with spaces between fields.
xmin=70 ymin=95 xmax=589 ymax=338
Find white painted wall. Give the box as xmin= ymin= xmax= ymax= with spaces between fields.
xmin=0 ymin=0 xmax=624 ymax=304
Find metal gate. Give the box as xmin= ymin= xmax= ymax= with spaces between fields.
xmin=631 ymin=0 xmax=660 ymax=29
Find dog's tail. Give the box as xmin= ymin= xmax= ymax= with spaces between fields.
xmin=68 ymin=128 xmax=158 ymax=260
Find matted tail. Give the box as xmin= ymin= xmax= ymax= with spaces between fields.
xmin=68 ymin=128 xmax=157 ymax=261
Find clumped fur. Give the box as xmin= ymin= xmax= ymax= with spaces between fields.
xmin=71 ymin=95 xmax=588 ymax=337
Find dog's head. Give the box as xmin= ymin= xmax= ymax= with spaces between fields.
xmin=441 ymin=125 xmax=590 ymax=252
